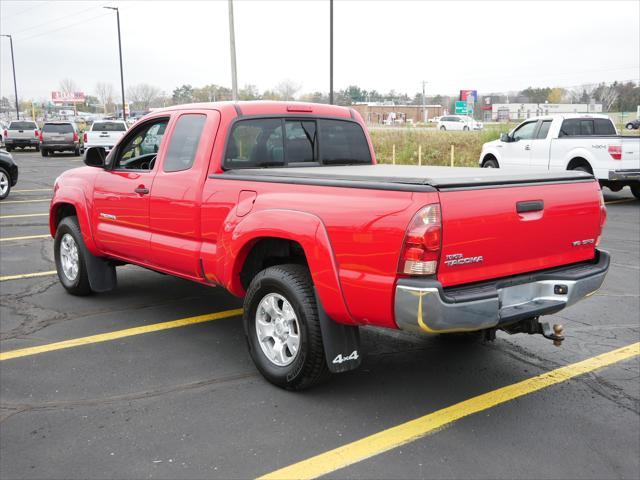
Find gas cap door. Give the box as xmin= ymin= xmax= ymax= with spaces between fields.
xmin=236 ymin=190 xmax=257 ymax=217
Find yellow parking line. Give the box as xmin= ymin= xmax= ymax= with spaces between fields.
xmin=0 ymin=212 xmax=48 ymax=219
xmin=605 ymin=198 xmax=636 ymax=205
xmin=0 ymin=198 xmax=50 ymax=204
xmin=258 ymin=342 xmax=640 ymax=480
xmin=12 ymin=188 xmax=52 ymax=193
xmin=0 ymin=308 xmax=243 ymax=361
xmin=0 ymin=270 xmax=57 ymax=282
xmin=0 ymin=234 xmax=50 ymax=242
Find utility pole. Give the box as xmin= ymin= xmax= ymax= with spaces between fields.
xmin=422 ymin=80 xmax=427 ymax=123
xmin=228 ymin=0 xmax=238 ymax=101
xmin=1 ymin=34 xmax=20 ymax=119
xmin=329 ymin=0 xmax=334 ymax=104
xmin=104 ymin=7 xmax=126 ymax=121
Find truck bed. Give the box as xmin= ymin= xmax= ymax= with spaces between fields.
xmin=216 ymin=165 xmax=592 ymax=190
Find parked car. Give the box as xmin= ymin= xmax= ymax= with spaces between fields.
xmin=479 ymin=114 xmax=640 ymax=198
xmin=83 ymin=120 xmax=128 ymax=153
xmin=3 ymin=120 xmax=40 ymax=151
xmin=0 ymin=149 xmax=19 ymax=200
xmin=438 ymin=115 xmax=483 ymax=131
xmin=625 ymin=118 xmax=640 ymax=130
xmin=40 ymin=121 xmax=82 ymax=157
xmin=427 ymin=116 xmax=441 ymax=123
xmin=51 ymin=101 xmax=609 ymax=390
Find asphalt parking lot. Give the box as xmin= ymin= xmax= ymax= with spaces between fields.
xmin=1 ymin=150 xmax=638 ymax=480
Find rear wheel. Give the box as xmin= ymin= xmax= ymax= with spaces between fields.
xmin=54 ymin=216 xmax=93 ymax=296
xmin=35 ymin=144 xmax=40 ymax=152
xmin=5 ymin=147 xmax=12 ymax=152
xmin=571 ymin=165 xmax=592 ymax=174
xmin=0 ymin=168 xmax=11 ymax=200
xmin=631 ymin=183 xmax=640 ymax=200
xmin=74 ymin=146 xmax=81 ymax=156
xmin=626 ymin=123 xmax=635 ymax=130
xmin=244 ymin=264 xmax=330 ymax=390
xmin=41 ymin=149 xmax=49 ymax=157
xmin=440 ymin=126 xmax=446 ymax=131
xmin=463 ymin=126 xmax=470 ymax=131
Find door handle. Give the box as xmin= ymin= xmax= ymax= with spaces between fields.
xmin=524 ymin=145 xmax=531 ymax=151
xmin=516 ymin=200 xmax=544 ymax=213
xmin=134 ymin=187 xmax=149 ymax=195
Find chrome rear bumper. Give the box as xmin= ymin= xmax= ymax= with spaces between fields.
xmin=394 ymin=251 xmax=609 ymax=334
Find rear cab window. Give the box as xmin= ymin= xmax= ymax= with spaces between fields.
xmin=224 ymin=117 xmax=371 ymax=169
xmin=560 ymin=118 xmax=617 ymax=137
xmin=43 ymin=123 xmax=74 ymax=133
xmin=9 ymin=121 xmax=37 ymax=130
xmin=92 ymin=122 xmax=127 ymax=132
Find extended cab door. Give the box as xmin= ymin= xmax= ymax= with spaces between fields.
xmin=528 ymin=119 xmax=553 ymax=169
xmin=149 ymin=110 xmax=219 ymax=278
xmin=501 ymin=120 xmax=539 ymax=167
xmin=92 ymin=116 xmax=170 ymax=263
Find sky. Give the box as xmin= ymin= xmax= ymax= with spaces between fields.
xmin=1 ymin=0 xmax=639 ymax=102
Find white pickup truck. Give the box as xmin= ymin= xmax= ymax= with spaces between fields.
xmin=479 ymin=114 xmax=640 ymax=198
xmin=83 ymin=120 xmax=128 ymax=153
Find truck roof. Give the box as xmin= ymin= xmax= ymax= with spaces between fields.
xmin=151 ymin=101 xmax=354 ymax=119
xmin=219 ymin=165 xmax=593 ymax=190
xmin=524 ymin=113 xmax=611 ymax=121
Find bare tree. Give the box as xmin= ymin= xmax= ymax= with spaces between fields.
xmin=95 ymin=82 xmax=114 ymax=113
xmin=275 ymin=80 xmax=301 ymax=101
xmin=126 ymin=83 xmax=161 ymax=110
xmin=59 ymin=78 xmax=77 ymax=95
xmin=599 ymin=84 xmax=620 ymax=111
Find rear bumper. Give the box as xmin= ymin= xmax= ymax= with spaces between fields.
xmin=42 ymin=142 xmax=78 ymax=150
xmin=394 ymin=250 xmax=610 ymax=334
xmin=608 ymin=170 xmax=640 ymax=182
xmin=5 ymin=139 xmax=39 ymax=146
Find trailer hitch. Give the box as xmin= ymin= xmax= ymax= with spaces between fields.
xmin=500 ymin=317 xmax=565 ymax=346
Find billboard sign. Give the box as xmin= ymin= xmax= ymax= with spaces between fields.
xmin=51 ymin=91 xmax=86 ymax=104
xmin=459 ymin=90 xmax=478 ymax=102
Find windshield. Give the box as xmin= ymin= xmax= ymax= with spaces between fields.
xmin=92 ymin=122 xmax=126 ymax=132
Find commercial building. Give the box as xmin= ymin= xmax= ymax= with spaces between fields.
xmin=351 ymin=103 xmax=444 ymax=125
xmin=490 ymin=103 xmax=603 ymax=122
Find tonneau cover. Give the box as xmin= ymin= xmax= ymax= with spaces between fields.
xmin=219 ymin=165 xmax=592 ymax=189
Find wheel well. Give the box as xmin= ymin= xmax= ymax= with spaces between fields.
xmin=482 ymin=154 xmax=498 ymax=166
xmin=240 ymin=238 xmax=308 ymax=290
xmin=53 ymin=203 xmax=77 ymax=231
xmin=567 ymin=157 xmax=593 ymax=174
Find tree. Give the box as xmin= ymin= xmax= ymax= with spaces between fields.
xmin=519 ymin=87 xmax=551 ymax=103
xmin=299 ymin=91 xmax=329 ymax=104
xmin=239 ymin=84 xmax=260 ymax=100
xmin=274 ymin=80 xmax=301 ymax=101
xmin=59 ymin=78 xmax=77 ymax=95
xmin=172 ymin=84 xmax=194 ymax=105
xmin=596 ymin=82 xmax=620 ymax=111
xmin=547 ymin=87 xmax=566 ymax=103
xmin=95 ymin=82 xmax=114 ymax=113
xmin=127 ymin=83 xmax=161 ymax=110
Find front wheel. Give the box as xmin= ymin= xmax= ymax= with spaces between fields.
xmin=631 ymin=183 xmax=640 ymax=200
xmin=463 ymin=126 xmax=470 ymax=131
xmin=626 ymin=123 xmax=635 ymax=130
xmin=482 ymin=158 xmax=499 ymax=168
xmin=0 ymin=168 xmax=11 ymax=200
xmin=54 ymin=216 xmax=93 ymax=295
xmin=244 ymin=264 xmax=330 ymax=390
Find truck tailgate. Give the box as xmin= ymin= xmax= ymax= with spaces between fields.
xmin=437 ymin=180 xmax=603 ymax=287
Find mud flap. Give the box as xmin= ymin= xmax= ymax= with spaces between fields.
xmin=84 ymin=248 xmax=117 ymax=293
xmin=315 ymin=289 xmax=361 ymax=373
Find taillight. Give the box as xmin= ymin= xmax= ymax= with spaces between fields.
xmin=398 ymin=204 xmax=442 ymax=275
xmin=596 ymin=188 xmax=607 ymax=247
xmin=83 ymin=132 xmax=87 ymax=143
xmin=3 ymin=129 xmax=7 ymax=138
xmin=608 ymin=145 xmax=622 ymax=160
xmin=39 ymin=131 xmax=43 ymax=141
xmin=73 ymin=131 xmax=79 ymax=142
xmin=35 ymin=129 xmax=39 ymax=138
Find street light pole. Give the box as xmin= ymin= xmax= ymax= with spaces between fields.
xmin=104 ymin=7 xmax=126 ymax=121
xmin=1 ymin=34 xmax=20 ymax=120
xmin=228 ymin=0 xmax=238 ymax=101
xmin=329 ymin=0 xmax=333 ymax=104
xmin=422 ymin=80 xmax=427 ymax=123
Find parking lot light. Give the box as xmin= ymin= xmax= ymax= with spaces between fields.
xmin=1 ymin=34 xmax=20 ymax=120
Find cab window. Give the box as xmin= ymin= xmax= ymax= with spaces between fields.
xmin=113 ymin=118 xmax=169 ymax=171
xmin=163 ymin=114 xmax=206 ymax=172
xmin=536 ymin=120 xmax=552 ymax=139
xmin=512 ymin=121 xmax=538 ymax=141
xmin=225 ymin=119 xmax=284 ymax=168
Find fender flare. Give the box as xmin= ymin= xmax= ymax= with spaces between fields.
xmin=220 ymin=209 xmax=355 ymax=325
xmin=50 ymin=186 xmax=100 ymax=256
xmin=480 ymin=148 xmax=501 ymax=166
xmin=563 ymin=148 xmax=595 ymax=170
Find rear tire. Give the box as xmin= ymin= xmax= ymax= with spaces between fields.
xmin=74 ymin=146 xmax=81 ymax=156
xmin=626 ymin=123 xmax=635 ymax=130
xmin=5 ymin=147 xmax=12 ymax=152
xmin=0 ymin=168 xmax=11 ymax=200
xmin=440 ymin=126 xmax=446 ymax=131
xmin=463 ymin=126 xmax=470 ymax=131
xmin=631 ymin=183 xmax=640 ymax=200
xmin=54 ymin=216 xmax=93 ymax=296
xmin=244 ymin=264 xmax=330 ymax=390
xmin=571 ymin=165 xmax=592 ymax=174
xmin=41 ymin=149 xmax=49 ymax=157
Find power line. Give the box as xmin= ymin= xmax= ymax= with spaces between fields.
xmin=9 ymin=5 xmax=100 ymax=35
xmin=16 ymin=12 xmax=112 ymax=42
xmin=0 ymin=1 xmax=48 ymax=20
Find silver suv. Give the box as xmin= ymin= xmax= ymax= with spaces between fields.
xmin=40 ymin=122 xmax=81 ymax=157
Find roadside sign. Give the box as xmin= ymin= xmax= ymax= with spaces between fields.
xmin=455 ymin=101 xmax=468 ymax=114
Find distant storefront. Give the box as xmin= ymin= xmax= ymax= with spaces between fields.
xmin=491 ymin=103 xmax=603 ymax=121
xmin=351 ymin=103 xmax=444 ymax=124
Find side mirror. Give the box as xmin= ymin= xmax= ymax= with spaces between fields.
xmin=84 ymin=147 xmax=106 ymax=168
xmin=500 ymin=133 xmax=511 ymax=142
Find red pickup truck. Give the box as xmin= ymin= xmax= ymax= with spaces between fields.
xmin=50 ymin=101 xmax=609 ymax=389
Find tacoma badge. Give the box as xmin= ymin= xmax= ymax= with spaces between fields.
xmin=444 ymin=253 xmax=484 ymax=266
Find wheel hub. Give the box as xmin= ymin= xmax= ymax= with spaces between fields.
xmin=59 ymin=233 xmax=79 ymax=281
xmin=255 ymin=293 xmax=300 ymax=367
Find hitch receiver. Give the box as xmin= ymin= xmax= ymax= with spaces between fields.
xmin=501 ymin=317 xmax=565 ymax=347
